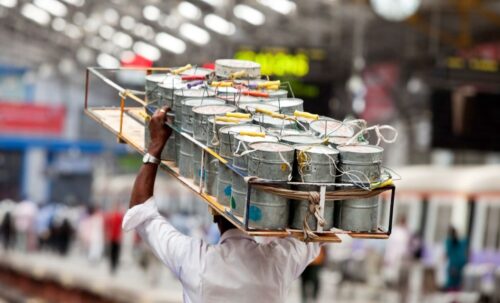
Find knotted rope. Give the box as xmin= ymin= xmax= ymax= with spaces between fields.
xmin=302 ymin=191 xmax=326 ymax=242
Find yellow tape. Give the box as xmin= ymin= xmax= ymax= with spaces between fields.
xmin=255 ymin=107 xmax=275 ymax=116
xmin=239 ymin=131 xmax=265 ymax=137
xmin=257 ymin=80 xmax=280 ymax=89
xmin=371 ymin=178 xmax=394 ymax=189
xmin=172 ymin=64 xmax=192 ymax=75
xmin=271 ymin=112 xmax=287 ymax=119
xmin=229 ymin=70 xmax=247 ymax=79
xmin=264 ymin=85 xmax=280 ymax=91
xmin=226 ymin=112 xmax=251 ymax=119
xmin=215 ymin=117 xmax=242 ymax=123
xmin=211 ymin=81 xmax=233 ymax=87
xmin=294 ymin=110 xmax=319 ymax=120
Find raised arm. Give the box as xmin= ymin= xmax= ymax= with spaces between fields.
xmin=129 ymin=106 xmax=172 ymax=208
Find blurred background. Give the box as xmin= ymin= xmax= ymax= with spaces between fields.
xmin=0 ymin=0 xmax=500 ymax=302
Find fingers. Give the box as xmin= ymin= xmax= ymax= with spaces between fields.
xmin=153 ymin=106 xmax=171 ymax=122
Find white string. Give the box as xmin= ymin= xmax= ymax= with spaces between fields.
xmin=277 ymin=151 xmax=293 ymax=181
xmin=346 ymin=124 xmax=398 ymax=146
xmin=210 ymin=120 xmax=220 ymax=146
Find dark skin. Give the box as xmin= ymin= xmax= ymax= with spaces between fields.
xmin=128 ymin=105 xmax=235 ymax=235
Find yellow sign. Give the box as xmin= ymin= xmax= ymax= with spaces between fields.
xmin=234 ymin=50 xmax=310 ymax=77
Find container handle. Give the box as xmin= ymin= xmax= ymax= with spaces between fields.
xmin=294 ymin=110 xmax=319 ymax=121
xmin=172 ymin=64 xmax=192 ymax=75
xmin=239 ymin=131 xmax=265 ymax=137
xmin=226 ymin=112 xmax=251 ymax=119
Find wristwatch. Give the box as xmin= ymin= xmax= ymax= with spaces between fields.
xmin=142 ymin=153 xmax=160 ymax=165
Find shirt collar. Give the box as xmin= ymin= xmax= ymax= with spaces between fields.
xmin=219 ymin=228 xmax=255 ymax=244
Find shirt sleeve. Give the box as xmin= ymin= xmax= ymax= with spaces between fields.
xmin=271 ymin=237 xmax=321 ymax=280
xmin=122 ymin=197 xmax=205 ymax=278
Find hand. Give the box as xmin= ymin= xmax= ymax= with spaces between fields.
xmin=148 ymin=106 xmax=172 ymax=158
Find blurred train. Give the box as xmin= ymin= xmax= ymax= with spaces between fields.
xmin=394 ymin=165 xmax=500 ymax=294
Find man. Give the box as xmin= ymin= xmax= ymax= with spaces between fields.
xmin=105 ymin=203 xmax=123 ymax=274
xmin=123 ymin=106 xmax=321 ymax=303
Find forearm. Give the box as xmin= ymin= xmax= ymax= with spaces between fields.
xmin=129 ymin=142 xmax=164 ymax=208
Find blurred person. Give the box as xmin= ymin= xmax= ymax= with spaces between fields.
xmin=123 ymin=106 xmax=321 ymax=303
xmin=444 ymin=226 xmax=468 ymax=291
xmin=383 ymin=217 xmax=411 ymax=300
xmin=0 ymin=212 xmax=15 ymax=250
xmin=301 ymin=246 xmax=326 ymax=303
xmin=78 ymin=205 xmax=104 ymax=263
xmin=35 ymin=202 xmax=57 ymax=250
xmin=105 ymin=203 xmax=124 ymax=274
xmin=13 ymin=198 xmax=37 ymax=251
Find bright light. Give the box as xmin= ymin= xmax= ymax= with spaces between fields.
xmin=143 ymin=5 xmax=161 ymax=21
xmin=120 ymin=50 xmax=135 ymax=63
xmin=204 ymin=14 xmax=235 ymax=36
xmin=155 ymin=32 xmax=186 ymax=54
xmin=72 ymin=11 xmax=86 ymax=25
xmin=133 ymin=23 xmax=155 ymax=40
xmin=76 ymin=47 xmax=94 ymax=64
xmin=0 ymin=0 xmax=17 ymax=8
xmin=97 ymin=53 xmax=120 ymax=68
xmin=84 ymin=17 xmax=100 ymax=33
xmin=179 ymin=23 xmax=210 ymax=45
xmin=199 ymin=0 xmax=225 ymax=7
xmin=234 ymin=4 xmax=265 ymax=26
xmin=178 ymin=1 xmax=201 ymax=20
xmin=112 ymin=31 xmax=133 ymax=48
xmin=103 ymin=8 xmax=119 ymax=24
xmin=21 ymin=3 xmax=51 ymax=25
xmin=258 ymin=0 xmax=296 ymax=15
xmin=61 ymin=0 xmax=84 ymax=7
xmin=133 ymin=41 xmax=161 ymax=61
xmin=120 ymin=15 xmax=135 ymax=30
xmin=33 ymin=0 xmax=67 ymax=17
xmin=51 ymin=17 xmax=66 ymax=31
xmin=160 ymin=14 xmax=180 ymax=29
xmin=65 ymin=23 xmax=82 ymax=39
xmin=99 ymin=25 xmax=115 ymax=40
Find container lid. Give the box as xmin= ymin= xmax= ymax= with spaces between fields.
xmin=269 ymin=98 xmax=304 ymax=108
xmin=238 ymin=103 xmax=279 ymax=113
xmin=182 ymin=98 xmax=225 ymax=107
xmin=209 ymin=86 xmax=240 ymax=95
xmin=309 ymin=119 xmax=354 ymax=138
xmin=215 ymin=59 xmax=261 ymax=78
xmin=235 ymin=134 xmax=278 ymax=144
xmin=220 ymin=124 xmax=264 ymax=135
xmin=296 ymin=145 xmax=339 ymax=155
xmin=280 ymin=135 xmax=324 ymax=145
xmin=180 ymin=67 xmax=214 ymax=76
xmin=253 ymin=114 xmax=295 ymax=126
xmin=249 ymin=141 xmax=294 ymax=152
xmin=174 ymin=89 xmax=215 ymax=98
xmin=233 ymin=95 xmax=260 ymax=103
xmin=158 ymin=80 xmax=186 ymax=90
xmin=266 ymin=90 xmax=288 ymax=98
xmin=192 ymin=104 xmax=236 ymax=115
xmin=267 ymin=128 xmax=308 ymax=136
xmin=337 ymin=145 xmax=384 ymax=154
xmin=145 ymin=73 xmax=179 ymax=83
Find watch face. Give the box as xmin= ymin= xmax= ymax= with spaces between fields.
xmin=370 ymin=0 xmax=421 ymax=21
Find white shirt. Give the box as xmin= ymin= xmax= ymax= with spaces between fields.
xmin=122 ymin=197 xmax=320 ymax=303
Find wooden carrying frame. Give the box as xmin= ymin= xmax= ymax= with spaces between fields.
xmin=84 ymin=67 xmax=396 ymax=243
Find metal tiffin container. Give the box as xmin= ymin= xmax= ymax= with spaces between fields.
xmin=252 ymin=114 xmax=297 ymax=130
xmin=178 ymin=98 xmax=225 ymax=178
xmin=145 ymin=73 xmax=180 ymax=104
xmin=268 ymin=98 xmax=304 ymax=115
xmin=289 ymin=145 xmax=339 ymax=230
xmin=292 ymin=111 xmax=324 ymax=131
xmin=335 ymin=196 xmax=380 ymax=232
xmin=237 ymin=103 xmax=279 ymax=114
xmin=204 ymin=116 xmax=251 ymax=207
xmin=191 ymin=104 xmax=237 ymax=195
xmin=334 ymin=145 xmax=384 ymax=232
xmin=210 ymin=86 xmax=240 ymax=103
xmin=230 ymin=131 xmax=277 ymax=216
xmin=226 ymin=95 xmax=261 ymax=107
xmin=266 ymin=89 xmax=289 ymax=99
xmin=309 ymin=119 xmax=355 ymax=139
xmin=328 ymin=136 xmax=368 ymax=149
xmin=173 ymin=89 xmax=216 ymax=165
xmin=336 ymin=144 xmax=384 ymax=186
xmin=158 ymin=79 xmax=185 ymax=108
xmin=218 ymin=124 xmax=265 ymax=160
xmin=215 ymin=59 xmax=261 ymax=79
xmin=145 ymin=112 xmax=176 ymax=161
xmin=246 ymin=142 xmax=295 ymax=230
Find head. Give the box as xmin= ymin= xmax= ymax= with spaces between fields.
xmin=209 ymin=206 xmax=236 ymax=234
xmin=448 ymin=226 xmax=459 ymax=244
